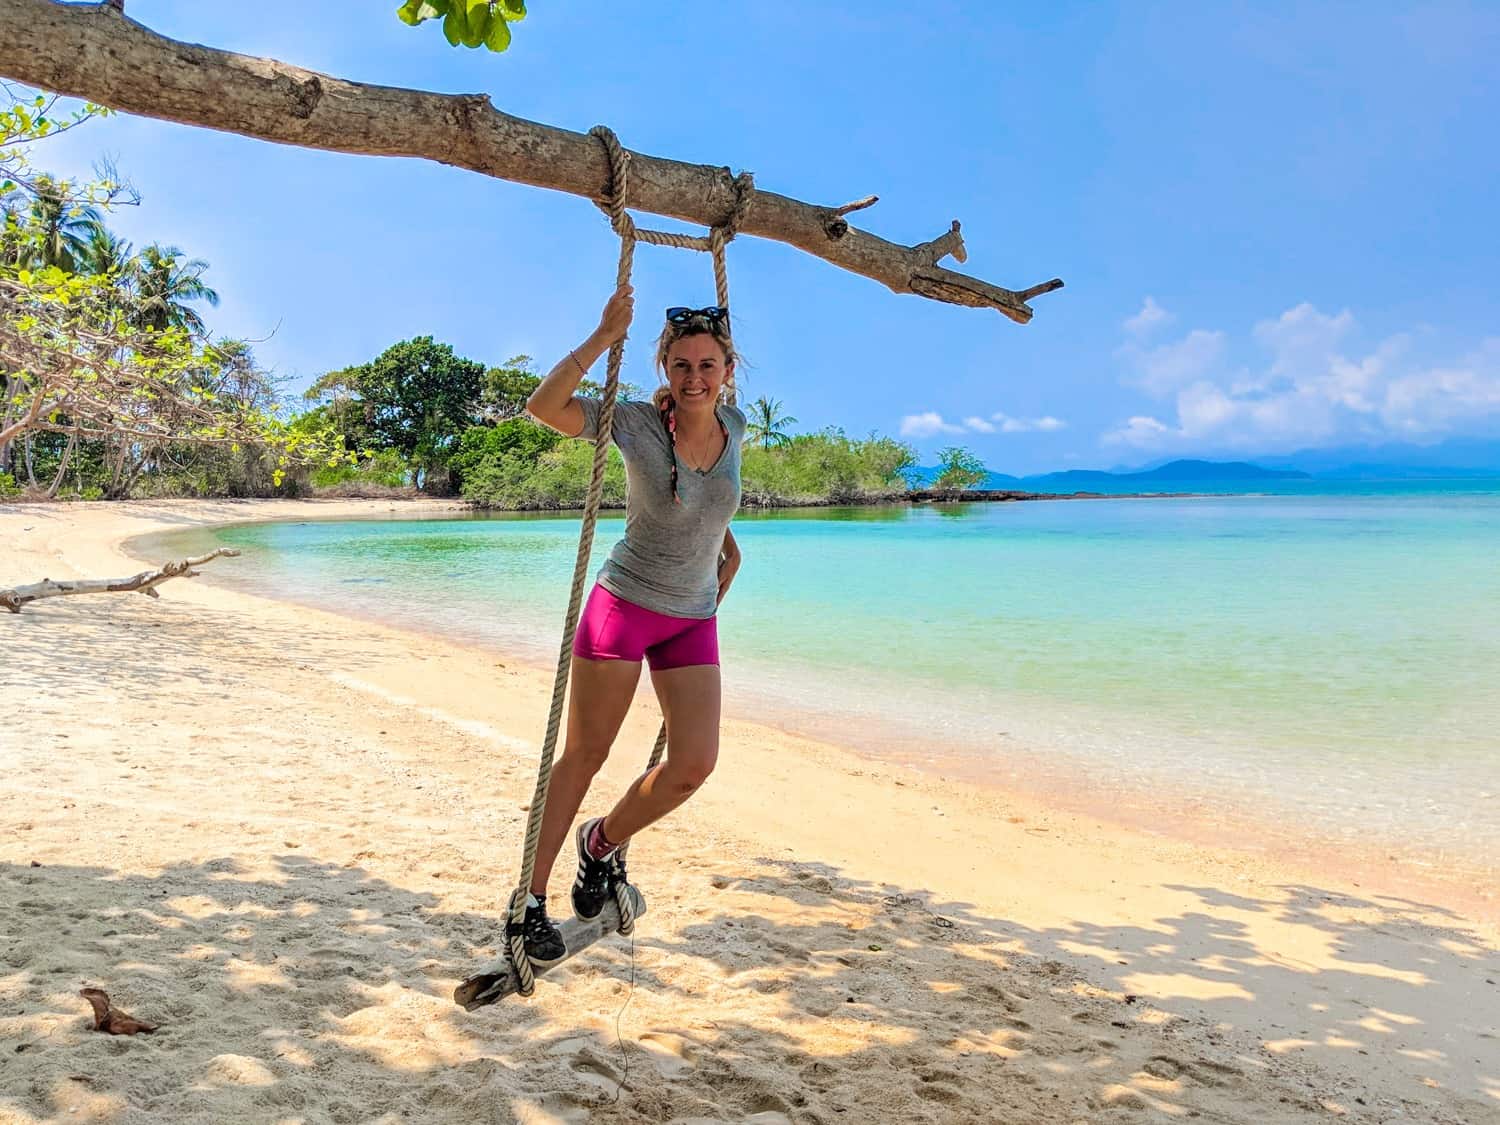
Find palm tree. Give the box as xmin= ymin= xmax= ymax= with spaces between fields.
xmin=22 ymin=176 xmax=105 ymax=271
xmin=77 ymin=225 xmax=133 ymax=278
xmin=129 ymin=242 xmax=219 ymax=335
xmin=745 ymin=395 xmax=797 ymax=450
xmin=0 ymin=200 xmax=24 ymax=266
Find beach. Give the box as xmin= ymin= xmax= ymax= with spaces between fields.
xmin=2 ymin=498 xmax=1497 ymax=1124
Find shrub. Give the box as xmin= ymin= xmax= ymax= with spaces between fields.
xmin=311 ymin=449 xmax=411 ymax=490
xmin=933 ymin=446 xmax=987 ymax=490
xmin=741 ymin=429 xmax=914 ymax=504
xmin=463 ymin=440 xmax=625 ymax=509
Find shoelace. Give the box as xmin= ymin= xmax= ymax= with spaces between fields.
xmin=581 ymin=848 xmax=627 ymax=896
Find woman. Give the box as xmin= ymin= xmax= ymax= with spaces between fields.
xmin=522 ymin=284 xmax=745 ymax=963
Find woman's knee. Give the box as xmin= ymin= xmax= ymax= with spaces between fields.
xmin=665 ymin=750 xmax=718 ymax=794
xmin=561 ymin=738 xmax=613 ymax=776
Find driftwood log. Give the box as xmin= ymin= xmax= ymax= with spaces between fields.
xmin=0 ymin=548 xmax=239 ymax=612
xmin=454 ymin=885 xmax=645 ymax=1010
xmin=0 ymin=0 xmax=1062 ymax=323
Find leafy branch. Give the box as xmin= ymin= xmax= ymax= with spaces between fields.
xmin=395 ymin=0 xmax=527 ymax=53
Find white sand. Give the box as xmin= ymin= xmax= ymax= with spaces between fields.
xmin=1 ymin=498 xmax=1496 ymax=1124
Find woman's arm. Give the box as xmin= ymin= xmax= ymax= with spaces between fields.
xmin=527 ymin=285 xmax=635 ymax=436
xmin=717 ymin=526 xmax=741 ymax=606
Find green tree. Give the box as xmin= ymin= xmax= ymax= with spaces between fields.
xmin=933 ymin=446 xmax=988 ymax=490
xmin=128 ymin=243 xmax=219 ymax=334
xmin=479 ymin=355 xmax=542 ymax=420
xmin=321 ymin=336 xmax=484 ymax=490
xmin=450 ymin=417 xmax=561 ymax=486
xmin=745 ymin=395 xmax=797 ymax=451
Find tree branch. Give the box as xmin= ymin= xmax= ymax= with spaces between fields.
xmin=0 ymin=0 xmax=1062 ymax=322
xmin=0 ymin=548 xmax=239 ymax=613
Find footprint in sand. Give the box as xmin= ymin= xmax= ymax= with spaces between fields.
xmin=916 ymin=1081 xmax=964 ymax=1105
xmin=568 ymin=1046 xmax=623 ymax=1093
xmin=974 ymin=982 xmax=1026 ymax=1011
xmin=792 ymin=869 xmax=835 ymax=894
xmin=638 ymin=1031 xmax=698 ymax=1077
xmin=535 ymin=1091 xmax=593 ymax=1124
xmin=766 ymin=938 xmax=811 ymax=962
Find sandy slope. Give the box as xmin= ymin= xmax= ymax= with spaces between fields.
xmin=1 ymin=498 xmax=1496 ymax=1125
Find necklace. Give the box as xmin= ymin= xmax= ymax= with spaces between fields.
xmin=677 ymin=415 xmax=724 ymax=471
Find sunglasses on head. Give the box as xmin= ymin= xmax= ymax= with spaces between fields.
xmin=665 ymin=305 xmax=730 ymax=327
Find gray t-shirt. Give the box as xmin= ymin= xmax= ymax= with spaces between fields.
xmin=573 ymin=396 xmax=746 ymax=619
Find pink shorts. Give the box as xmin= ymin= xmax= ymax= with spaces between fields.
xmin=573 ymin=584 xmax=720 ymax=670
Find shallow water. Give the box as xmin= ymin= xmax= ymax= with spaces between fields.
xmin=141 ymin=485 xmax=1500 ymax=875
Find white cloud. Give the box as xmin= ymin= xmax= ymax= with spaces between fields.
xmin=902 ymin=411 xmax=1068 ymax=438
xmin=1108 ymin=302 xmax=1500 ymax=451
xmin=1118 ymin=329 xmax=1226 ymax=396
xmin=899 ymin=411 xmax=965 ymax=438
xmin=993 ymin=412 xmax=1067 ymax=433
xmin=1254 ymin=303 xmax=1356 ymax=373
xmin=1124 ymin=296 xmax=1173 ymax=338
xmin=1381 ymin=340 xmax=1500 ymax=435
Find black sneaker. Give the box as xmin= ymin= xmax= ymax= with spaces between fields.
xmin=572 ymin=817 xmax=628 ymax=921
xmin=513 ymin=896 xmax=565 ymax=967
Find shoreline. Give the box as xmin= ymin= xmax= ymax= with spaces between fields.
xmin=4 ymin=496 xmax=1498 ymax=1122
xmin=121 ymin=498 xmax=1499 ymax=925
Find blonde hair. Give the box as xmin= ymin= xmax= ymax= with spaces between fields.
xmin=652 ymin=315 xmax=737 ymax=410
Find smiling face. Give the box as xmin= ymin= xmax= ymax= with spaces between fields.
xmin=663 ymin=332 xmax=734 ymax=414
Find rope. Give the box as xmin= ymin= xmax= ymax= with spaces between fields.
xmin=504 ymin=125 xmax=752 ymax=995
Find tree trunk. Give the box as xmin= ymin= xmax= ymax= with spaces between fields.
xmin=0 ymin=0 xmax=1061 ymax=322
xmin=44 ymin=431 xmax=76 ymax=498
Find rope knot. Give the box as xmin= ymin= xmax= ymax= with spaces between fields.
xmin=588 ymin=125 xmax=633 ymax=236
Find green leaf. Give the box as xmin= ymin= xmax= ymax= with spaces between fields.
xmin=398 ymin=0 xmax=449 ymax=23
xmin=498 ymin=0 xmax=525 ymax=18
xmin=485 ymin=11 xmax=512 ymax=50
xmin=442 ymin=8 xmax=465 ymax=45
xmin=461 ymin=0 xmax=489 ymax=47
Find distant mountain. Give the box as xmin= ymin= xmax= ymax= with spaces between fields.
xmin=910 ymin=459 xmax=1310 ymax=490
xmin=1256 ymin=437 xmax=1500 ymax=479
xmin=1024 ymin=459 xmax=1309 ymax=488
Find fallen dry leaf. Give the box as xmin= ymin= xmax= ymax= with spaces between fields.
xmin=79 ymin=988 xmax=158 ymax=1035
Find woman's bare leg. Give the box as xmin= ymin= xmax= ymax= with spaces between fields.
xmin=529 ymin=656 xmax=641 ymax=897
xmin=600 ymin=663 xmax=720 ymax=844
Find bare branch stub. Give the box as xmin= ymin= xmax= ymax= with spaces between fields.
xmin=834 ymin=195 xmax=880 ymax=217
xmin=913 ymin=220 xmax=968 ymax=267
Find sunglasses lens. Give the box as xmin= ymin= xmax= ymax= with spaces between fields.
xmin=664 ymin=306 xmax=729 ymax=329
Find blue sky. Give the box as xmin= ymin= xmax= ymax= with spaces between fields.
xmin=27 ymin=1 xmax=1500 ymax=473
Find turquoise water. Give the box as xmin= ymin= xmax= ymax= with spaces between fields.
xmin=142 ymin=486 xmax=1500 ymax=872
